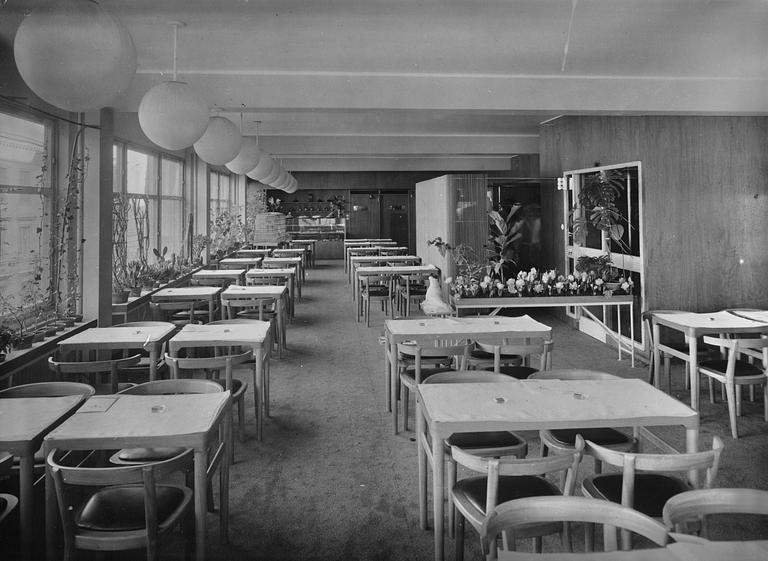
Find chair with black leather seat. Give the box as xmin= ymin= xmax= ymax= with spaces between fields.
xmin=360 ymin=272 xmax=395 ymax=327
xmin=468 ymin=337 xmax=554 ymax=379
xmin=697 ymin=335 xmax=768 ymax=439
xmin=529 ymin=370 xmax=638 ymax=474
xmin=423 ymin=370 xmax=529 ymax=538
xmin=395 ymin=273 xmax=429 ymax=317
xmin=113 ymin=322 xmax=172 ymax=382
xmin=662 ymin=487 xmax=768 ymax=540
xmin=395 ymin=339 xmax=472 ymax=433
xmin=451 ymin=435 xmax=585 ymax=561
xmin=149 ymin=301 xmax=210 ymax=327
xmin=166 ymin=351 xmax=255 ymax=449
xmin=0 ymin=453 xmax=19 ymax=527
xmin=221 ymin=294 xmax=284 ymax=358
xmin=481 ymin=496 xmax=669 ymax=558
xmin=582 ymin=436 xmax=724 ymax=550
xmin=47 ymin=447 xmax=193 ymax=561
xmin=48 ymin=354 xmax=142 ymax=395
xmin=642 ymin=310 xmax=716 ymax=392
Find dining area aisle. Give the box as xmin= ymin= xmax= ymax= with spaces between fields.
xmin=42 ymin=259 xmax=764 ymax=561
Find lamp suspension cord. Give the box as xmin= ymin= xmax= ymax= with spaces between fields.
xmin=172 ymin=22 xmax=178 ymax=81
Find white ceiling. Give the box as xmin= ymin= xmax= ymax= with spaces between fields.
xmin=3 ymin=0 xmax=768 ymax=171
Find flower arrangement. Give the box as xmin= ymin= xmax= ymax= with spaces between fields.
xmin=447 ymin=267 xmax=633 ymax=300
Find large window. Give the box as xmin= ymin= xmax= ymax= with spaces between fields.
xmin=113 ymin=142 xmax=185 ymax=263
xmin=209 ymin=169 xmax=235 ymax=216
xmin=0 ymin=109 xmax=53 ymax=319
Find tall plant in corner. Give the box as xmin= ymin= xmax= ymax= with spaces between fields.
xmin=486 ymin=203 xmax=523 ymax=282
xmin=570 ymin=169 xmax=630 ymax=253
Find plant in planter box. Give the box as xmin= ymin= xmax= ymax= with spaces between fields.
xmin=125 ymin=260 xmax=146 ymax=297
xmin=0 ymin=324 xmax=15 ymax=360
xmin=112 ymin=194 xmax=130 ymax=303
xmin=0 ymin=294 xmax=30 ymax=350
xmin=487 ymin=204 xmax=524 ymax=283
xmin=570 ymin=168 xmax=631 ymax=253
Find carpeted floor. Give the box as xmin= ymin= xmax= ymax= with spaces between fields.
xmin=5 ymin=259 xmax=768 ymax=560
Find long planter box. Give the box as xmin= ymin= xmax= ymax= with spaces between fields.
xmin=453 ymin=294 xmax=634 ymax=310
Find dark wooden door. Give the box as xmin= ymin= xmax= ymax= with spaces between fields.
xmin=380 ymin=193 xmax=409 ymax=248
xmin=348 ymin=193 xmax=380 ymax=239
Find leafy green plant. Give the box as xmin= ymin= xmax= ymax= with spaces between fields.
xmin=570 ymin=169 xmax=630 ymax=251
xmin=486 ymin=204 xmax=524 ymax=281
xmin=112 ymin=194 xmax=129 ymax=293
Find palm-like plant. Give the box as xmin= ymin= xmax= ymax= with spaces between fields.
xmin=487 ymin=204 xmax=523 ymax=281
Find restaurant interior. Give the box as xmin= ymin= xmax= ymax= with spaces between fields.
xmin=1 ymin=1 xmax=767 ymax=560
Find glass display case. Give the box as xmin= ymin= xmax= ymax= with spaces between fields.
xmin=286 ymin=217 xmax=346 ymax=259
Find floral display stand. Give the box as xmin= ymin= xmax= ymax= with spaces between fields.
xmin=453 ymin=294 xmax=635 ymax=366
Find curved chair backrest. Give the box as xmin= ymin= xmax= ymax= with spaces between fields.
xmin=481 ymin=496 xmax=669 ymax=557
xmin=527 ymin=369 xmax=619 ymax=380
xmin=164 ymin=351 xmax=253 ymax=392
xmin=222 ymin=295 xmax=277 ymax=321
xmin=662 ymin=488 xmax=768 ymax=535
xmin=0 ymin=381 xmax=96 ymax=398
xmin=113 ymin=321 xmax=175 ymax=328
xmin=118 ymin=378 xmax=224 ymax=395
xmin=48 ymin=354 xmax=142 ymax=375
xmin=586 ymin=436 xmax=725 ymax=497
xmin=475 ymin=338 xmax=553 ymax=372
xmin=423 ymin=370 xmax=516 ymax=384
xmin=208 ymin=319 xmax=264 ymax=325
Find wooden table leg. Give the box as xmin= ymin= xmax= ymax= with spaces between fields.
xmin=416 ymin=400 xmax=428 ymax=530
xmin=689 ymin=336 xmax=700 ymax=411
xmin=652 ymin=321 xmax=662 ymax=388
xmin=149 ymin=347 xmax=159 ymax=381
xmin=220 ymin=408 xmax=231 ymax=544
xmin=19 ymin=453 xmax=34 ymax=556
xmin=194 ymin=449 xmax=208 ymax=561
xmin=391 ymin=340 xmax=399 ymax=433
xmin=686 ymin=425 xmax=699 ymax=488
xmin=432 ymin=425 xmax=445 ymax=561
xmin=44 ymin=443 xmax=58 ymax=561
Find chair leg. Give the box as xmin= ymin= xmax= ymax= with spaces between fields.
xmin=402 ymin=384 xmax=410 ymax=432
xmin=447 ymin=457 xmax=456 ymax=538
xmin=238 ymin=397 xmax=246 ymax=443
xmin=708 ymin=377 xmax=715 ymax=403
xmin=736 ymin=384 xmax=742 ymax=417
xmin=725 ymin=382 xmax=739 ymax=438
xmin=455 ymin=511 xmax=465 ymax=561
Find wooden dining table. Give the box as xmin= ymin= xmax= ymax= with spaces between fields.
xmin=236 ymin=248 xmax=272 ymax=258
xmin=355 ymin=264 xmax=439 ymax=314
xmin=347 ymin=254 xmax=422 ymax=283
xmin=169 ymin=321 xmax=273 ymax=417
xmin=262 ymin=256 xmax=304 ymax=290
xmin=417 ymin=377 xmax=700 ymax=561
xmin=383 ymin=314 xmax=552 ymax=430
xmin=152 ymin=286 xmax=223 ymax=323
xmin=192 ymin=268 xmax=247 ymax=286
xmin=289 ymin=239 xmax=316 ymax=267
xmin=43 ymin=392 xmax=231 ymax=561
xmin=0 ymin=394 xmax=87 ymax=554
xmin=220 ymin=284 xmax=288 ymax=358
xmin=246 ymin=266 xmax=298 ymax=317
xmin=218 ymin=256 xmax=263 ymax=269
xmin=651 ymin=310 xmax=768 ymax=410
xmin=58 ymin=323 xmax=176 ymax=381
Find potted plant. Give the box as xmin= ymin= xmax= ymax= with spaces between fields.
xmin=0 ymin=324 xmax=15 ymax=361
xmin=125 ymin=259 xmax=145 ymax=297
xmin=486 ymin=204 xmax=524 ymax=283
xmin=570 ymin=168 xmax=630 ymax=251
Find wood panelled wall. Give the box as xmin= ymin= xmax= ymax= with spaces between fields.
xmin=540 ymin=116 xmax=768 ymax=312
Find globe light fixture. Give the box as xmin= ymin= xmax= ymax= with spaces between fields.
xmin=13 ymin=0 xmax=137 ymax=112
xmin=246 ymin=154 xmax=275 ymax=181
xmin=138 ymin=22 xmax=208 ymax=150
xmin=261 ymin=163 xmax=282 ymax=185
xmin=194 ymin=116 xmax=242 ymax=165
xmin=270 ymin=169 xmax=289 ymax=188
xmin=225 ymin=136 xmax=263 ymax=175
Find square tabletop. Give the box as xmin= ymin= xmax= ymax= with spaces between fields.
xmin=44 ymin=393 xmax=230 ymax=449
xmin=169 ymin=322 xmax=271 ymax=354
xmin=358 ymin=265 xmax=437 ymax=276
xmin=386 ymin=314 xmax=551 ymax=339
xmin=246 ymin=267 xmax=295 ymax=277
xmin=236 ymin=248 xmax=272 ymax=257
xmin=218 ymin=257 xmax=263 ymax=267
xmin=59 ymin=324 xmax=176 ymax=350
xmin=263 ymin=257 xmax=301 ymax=264
xmin=418 ymin=379 xmax=698 ymax=436
xmin=0 ymin=395 xmax=86 ymax=451
xmin=654 ymin=310 xmax=768 ymax=333
xmin=221 ymin=285 xmax=287 ymax=298
xmin=153 ymin=286 xmax=222 ymax=300
xmin=192 ymin=268 xmax=247 ymax=278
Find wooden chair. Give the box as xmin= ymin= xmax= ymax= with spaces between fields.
xmin=662 ymin=487 xmax=768 ymax=540
xmin=47 ymin=448 xmax=194 ymax=561
xmin=360 ymin=273 xmax=395 ymax=327
xmin=423 ymin=370 xmax=529 ymax=538
xmin=48 ymin=354 xmax=142 ymax=395
xmin=467 ymin=338 xmax=553 ymax=379
xmin=452 ymin=436 xmax=585 ymax=561
xmin=582 ymin=436 xmax=724 ymax=549
xmin=149 ymin=301 xmax=210 ymax=326
xmin=113 ymin=321 xmax=172 ymax=381
xmin=528 ymin=370 xmax=638 ymax=475
xmin=221 ymin=294 xmax=285 ymax=358
xmin=166 ymin=351 xmax=256 ymax=448
xmin=697 ymin=335 xmax=768 ymax=438
xmin=0 ymin=381 xmax=95 ymax=398
xmin=481 ymin=496 xmax=669 ymax=559
xmin=0 ymin=453 xmax=19 ymax=527
xmin=395 ymin=339 xmax=472 ymax=433
xmin=642 ymin=310 xmax=715 ymax=392
xmin=395 ymin=273 xmax=429 ymax=317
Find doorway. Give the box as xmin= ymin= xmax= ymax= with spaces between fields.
xmin=348 ymin=190 xmax=413 ymax=249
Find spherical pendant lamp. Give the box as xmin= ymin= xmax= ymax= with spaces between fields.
xmin=273 ymin=172 xmax=292 ymax=191
xmin=138 ymin=81 xmax=209 ymax=150
xmin=225 ymin=136 xmax=263 ymax=175
xmin=261 ymin=164 xmax=282 ymax=185
xmin=193 ymin=116 xmax=242 ymax=165
xmin=270 ymin=169 xmax=289 ymax=188
xmin=13 ymin=0 xmax=137 ymax=112
xmin=246 ymin=154 xmax=275 ymax=181
xmin=284 ymin=180 xmax=298 ymax=194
